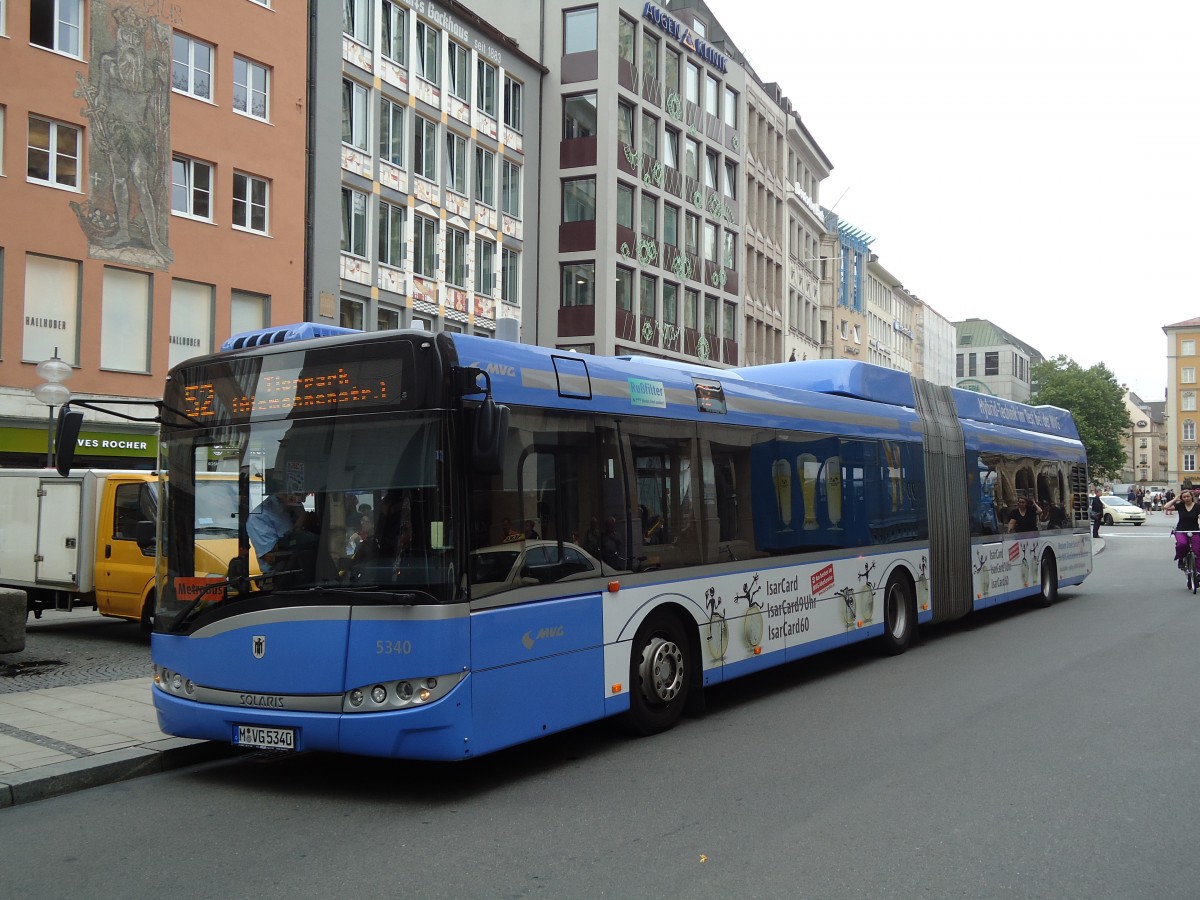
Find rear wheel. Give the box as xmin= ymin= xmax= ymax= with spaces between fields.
xmin=1033 ymin=554 xmax=1058 ymax=608
xmin=627 ymin=611 xmax=691 ymax=736
xmin=880 ymin=573 xmax=916 ymax=656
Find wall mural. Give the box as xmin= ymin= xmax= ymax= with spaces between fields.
xmin=71 ymin=1 xmax=174 ymax=269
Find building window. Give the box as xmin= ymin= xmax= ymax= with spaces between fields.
xmin=501 ymin=160 xmax=521 ymax=217
xmin=685 ymin=212 xmax=699 ymax=255
xmin=684 ymin=137 xmax=699 ymax=182
xmin=617 ymin=182 xmax=634 ymax=230
xmin=563 ymin=92 xmax=597 ymax=139
xmin=447 ymin=41 xmax=470 ymax=102
xmin=477 ymin=60 xmax=497 ymax=118
xmin=231 ymin=289 xmax=269 ymax=335
xmin=685 ymin=288 xmax=699 ymax=329
xmin=968 ymin=353 xmax=977 ymax=377
xmin=723 ymin=301 xmax=737 ymax=342
xmin=503 ymin=76 xmax=523 ymax=132
xmin=1186 ymin=453 xmax=1197 ymax=473
xmin=640 ymin=193 xmax=656 ymax=239
xmin=233 ymin=56 xmax=270 ymax=120
xmin=30 ymin=0 xmax=82 ymax=55
xmin=642 ymin=31 xmax=659 ymax=80
xmin=100 ymin=267 xmax=151 ymax=374
xmin=382 ymin=1 xmax=407 ymax=66
xmin=1185 ymin=420 xmax=1196 ymax=442
xmin=475 ymin=146 xmax=495 ymax=207
xmin=704 ymin=150 xmax=718 ymax=190
xmin=23 ymin=254 xmax=80 ymax=365
xmin=704 ymin=294 xmax=718 ymax=335
xmin=342 ymin=79 xmax=369 ymax=150
xmin=723 ymin=160 xmax=737 ymax=198
xmin=663 ymin=204 xmax=678 ymax=248
xmin=501 ymin=247 xmax=520 ymax=305
xmin=172 ymin=33 xmax=213 ymax=100
xmin=446 ymin=130 xmax=468 ymax=194
xmin=617 ymin=101 xmax=634 ymax=147
xmin=724 ymin=86 xmax=738 ymax=128
xmin=985 ymin=351 xmax=999 ymax=376
xmin=343 ymin=0 xmax=371 ymax=45
xmin=415 ymin=21 xmax=440 ymax=85
xmin=663 ymin=282 xmax=679 ymax=327
xmin=1183 ymin=339 xmax=1196 ymax=356
xmin=380 ymin=97 xmax=405 ymax=167
xmin=232 ymin=171 xmax=269 ymax=234
xmin=414 ymin=115 xmax=437 ymax=181
xmin=703 ymin=222 xmax=716 ymax=263
xmin=665 ymin=48 xmax=680 ymax=97
xmin=171 ymin=155 xmax=212 ymax=219
xmin=705 ymin=74 xmax=720 ymax=118
xmin=618 ymin=15 xmax=635 ymax=64
xmin=28 ymin=115 xmax=80 ymax=188
xmin=663 ymin=127 xmax=679 ymax=169
xmin=378 ymin=306 xmax=400 ymax=330
xmin=1184 ymin=367 xmax=1196 ymax=384
xmin=563 ymin=177 xmax=597 ymax=222
xmin=340 ymin=297 xmax=365 ymax=330
xmin=561 ymin=262 xmax=596 ymax=307
xmin=413 ymin=214 xmax=438 ymax=277
xmin=169 ymin=280 xmax=214 ymax=369
xmin=446 ymin=226 xmax=468 ymax=287
xmin=475 ymin=237 xmax=495 ymax=294
xmin=0 ymin=106 xmax=6 ymax=175
xmin=378 ymin=200 xmax=405 ymax=268
xmin=340 ymin=187 xmax=368 ymax=257
xmin=616 ymin=266 xmax=633 ymax=311
xmin=564 ymin=6 xmax=598 ymax=54
xmin=722 ymin=230 xmax=736 ymax=269
xmin=1184 ymin=392 xmax=1197 ymax=412
xmin=641 ymin=112 xmax=658 ymax=160
xmin=640 ymin=273 xmax=657 ymax=319
xmin=685 ymin=62 xmax=700 ymax=106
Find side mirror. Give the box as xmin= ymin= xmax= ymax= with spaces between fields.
xmin=471 ymin=397 xmax=509 ymax=476
xmin=134 ymin=520 xmax=156 ymax=550
xmin=54 ymin=407 xmax=84 ymax=476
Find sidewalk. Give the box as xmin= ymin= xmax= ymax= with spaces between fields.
xmin=0 ymin=677 xmax=233 ymax=809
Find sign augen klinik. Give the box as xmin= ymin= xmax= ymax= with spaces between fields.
xmin=641 ymin=2 xmax=728 ymax=73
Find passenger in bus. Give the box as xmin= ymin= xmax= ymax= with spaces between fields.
xmin=1006 ymin=497 xmax=1042 ymax=534
xmin=582 ymin=517 xmax=603 ymax=557
xmin=601 ymin=516 xmax=624 ymax=568
xmin=273 ymin=511 xmax=322 ymax=585
xmin=644 ymin=514 xmax=666 ymax=545
xmin=346 ymin=514 xmax=376 ymax=559
xmin=523 ymin=519 xmax=540 ymax=540
xmin=501 ymin=519 xmax=522 ymax=543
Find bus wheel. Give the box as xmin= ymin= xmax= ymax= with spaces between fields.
xmin=1034 ymin=555 xmax=1058 ymax=608
xmin=880 ymin=573 xmax=916 ymax=656
xmin=140 ymin=592 xmax=156 ymax=634
xmin=627 ymin=611 xmax=690 ymax=736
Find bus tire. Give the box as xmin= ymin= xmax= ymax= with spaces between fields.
xmin=140 ymin=591 xmax=156 ymax=634
xmin=880 ymin=572 xmax=916 ymax=656
xmin=1034 ymin=554 xmax=1058 ymax=608
xmin=627 ymin=610 xmax=691 ymax=736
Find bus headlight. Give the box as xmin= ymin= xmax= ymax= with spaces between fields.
xmin=371 ymin=685 xmax=387 ymax=704
xmin=342 ymin=671 xmax=465 ymax=712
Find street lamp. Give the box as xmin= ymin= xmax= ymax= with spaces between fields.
xmin=33 ymin=348 xmax=72 ymax=468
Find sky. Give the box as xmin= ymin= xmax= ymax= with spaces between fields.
xmin=698 ymin=0 xmax=1200 ymax=402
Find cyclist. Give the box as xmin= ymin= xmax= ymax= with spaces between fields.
xmin=1164 ymin=489 xmax=1200 ymax=569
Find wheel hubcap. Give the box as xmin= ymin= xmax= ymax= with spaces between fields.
xmin=887 ymin=585 xmax=907 ymax=639
xmin=640 ymin=636 xmax=685 ymax=704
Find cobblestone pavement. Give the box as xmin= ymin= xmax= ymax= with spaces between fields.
xmin=0 ymin=609 xmax=151 ymax=693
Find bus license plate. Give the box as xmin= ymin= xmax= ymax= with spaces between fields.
xmin=234 ymin=725 xmax=296 ymax=751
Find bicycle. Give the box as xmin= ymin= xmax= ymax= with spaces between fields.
xmin=1175 ymin=530 xmax=1200 ymax=594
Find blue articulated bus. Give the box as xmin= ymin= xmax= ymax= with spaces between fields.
xmin=131 ymin=326 xmax=1090 ymax=760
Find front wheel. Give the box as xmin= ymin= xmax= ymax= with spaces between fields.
xmin=139 ymin=591 xmax=156 ymax=634
xmin=1102 ymin=514 xmax=1114 ymax=526
xmin=1033 ymin=554 xmax=1058 ymax=608
xmin=627 ymin=611 xmax=692 ymax=736
xmin=880 ymin=573 xmax=916 ymax=656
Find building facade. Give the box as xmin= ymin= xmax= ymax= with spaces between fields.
xmin=954 ymin=318 xmax=1042 ymax=403
xmin=1121 ymin=389 xmax=1167 ymax=487
xmin=309 ymin=0 xmax=542 ymax=341
xmin=0 ymin=0 xmax=306 ymax=467
xmin=913 ymin=296 xmax=955 ymax=386
xmin=1163 ymin=317 xmax=1200 ymax=489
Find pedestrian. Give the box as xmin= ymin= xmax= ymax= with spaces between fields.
xmin=1090 ymin=488 xmax=1104 ymax=538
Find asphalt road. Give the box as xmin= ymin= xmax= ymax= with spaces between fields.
xmin=3 ymin=518 xmax=1198 ymax=899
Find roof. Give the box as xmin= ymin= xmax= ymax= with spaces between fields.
xmin=1163 ymin=317 xmax=1200 ymax=331
xmin=953 ymin=318 xmax=1044 ymax=363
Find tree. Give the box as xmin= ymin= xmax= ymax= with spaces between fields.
xmin=1030 ymin=355 xmax=1130 ymax=484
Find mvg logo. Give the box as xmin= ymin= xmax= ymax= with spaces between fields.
xmin=470 ymin=361 xmax=516 ymax=378
xmin=522 ymin=626 xmax=564 ymax=650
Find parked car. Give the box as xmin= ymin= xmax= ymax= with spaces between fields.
xmin=1099 ymin=495 xmax=1146 ymax=526
xmin=469 ymin=540 xmax=606 ymax=598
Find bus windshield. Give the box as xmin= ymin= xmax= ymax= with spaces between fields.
xmin=155 ymin=410 xmax=458 ymax=631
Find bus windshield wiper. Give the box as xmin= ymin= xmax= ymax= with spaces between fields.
xmin=168 ymin=572 xmax=267 ymax=632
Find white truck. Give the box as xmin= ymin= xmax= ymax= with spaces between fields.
xmin=0 ymin=469 xmax=249 ymax=629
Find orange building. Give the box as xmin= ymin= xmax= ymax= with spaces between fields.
xmin=0 ymin=0 xmax=306 ymax=466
